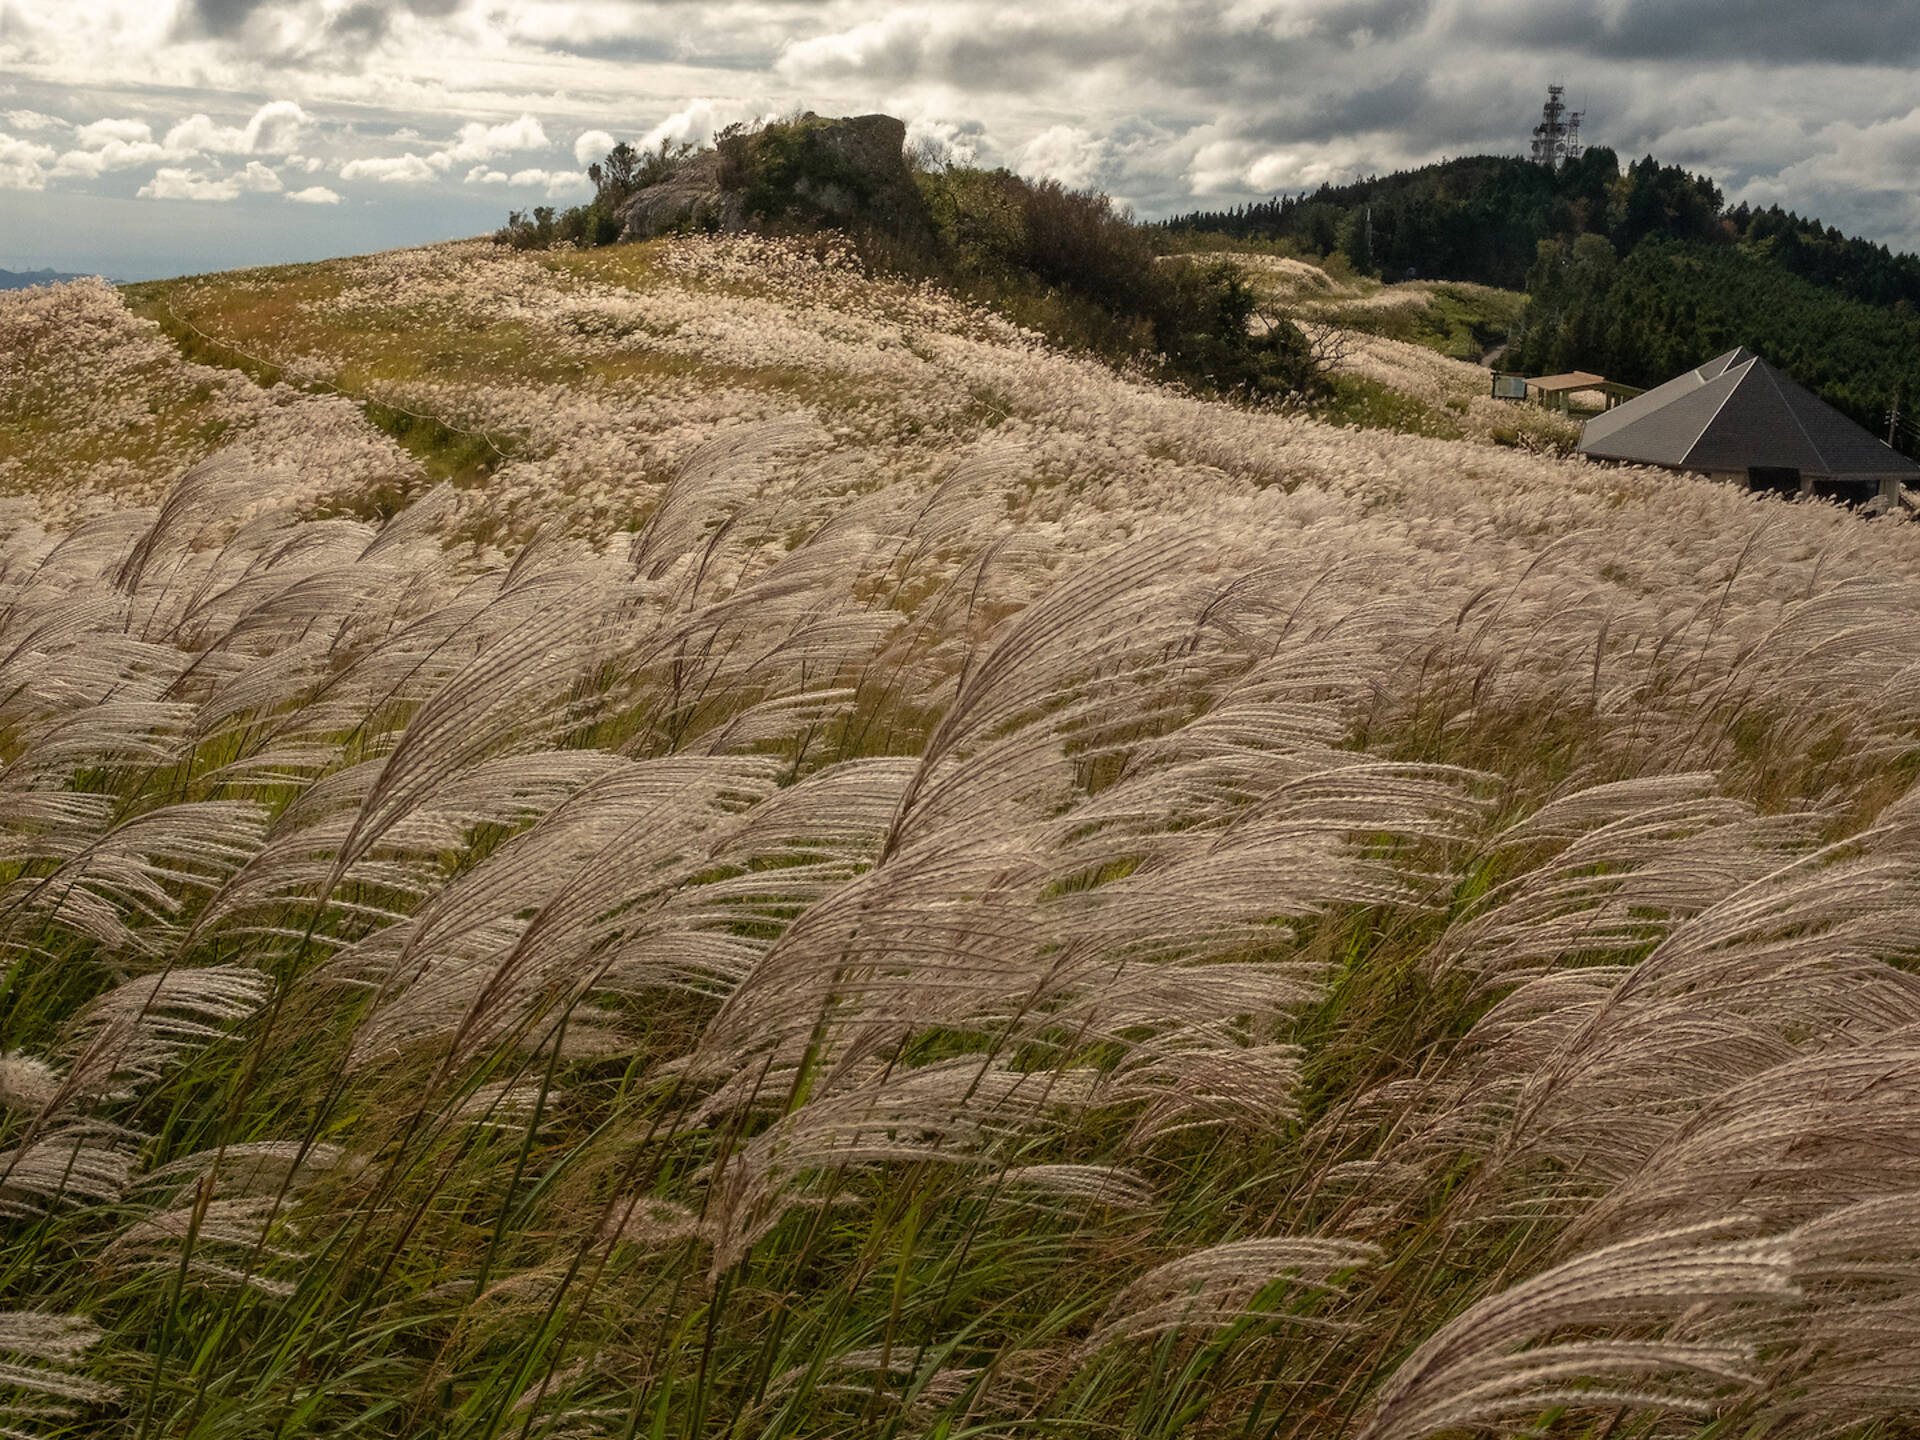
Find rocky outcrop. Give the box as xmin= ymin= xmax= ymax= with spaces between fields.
xmin=777 ymin=113 xmax=913 ymax=220
xmin=615 ymin=149 xmax=742 ymax=241
xmin=616 ymin=113 xmax=918 ymax=243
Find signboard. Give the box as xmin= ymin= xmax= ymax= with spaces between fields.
xmin=1491 ymin=373 xmax=1529 ymax=401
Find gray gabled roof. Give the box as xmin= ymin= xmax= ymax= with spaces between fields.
xmin=1579 ymin=347 xmax=1920 ymax=481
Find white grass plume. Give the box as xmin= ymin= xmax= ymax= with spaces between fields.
xmin=1080 ymin=1236 xmax=1377 ymax=1352
xmin=1357 ymin=1223 xmax=1796 ymax=1440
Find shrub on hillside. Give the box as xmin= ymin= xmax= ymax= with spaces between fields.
xmin=918 ymin=164 xmax=1329 ymax=399
xmin=496 ymin=139 xmax=694 ymax=250
xmin=716 ymin=119 xmax=896 ymax=224
xmin=498 ymin=127 xmax=1331 ymax=401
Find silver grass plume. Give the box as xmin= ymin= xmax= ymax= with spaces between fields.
xmin=698 ymin=1056 xmax=1100 ymax=1276
xmin=1566 ymin=1036 xmax=1920 ymax=1242
xmin=0 ymin=799 xmax=268 ymax=963
xmin=1432 ymin=847 xmax=1920 ymax=1209
xmin=628 ymin=420 xmax=823 ymax=581
xmin=1423 ymin=773 xmax=1823 ymax=986
xmin=1755 ymin=1191 xmax=1920 ymax=1430
xmin=0 ymin=1312 xmax=116 ymax=1435
xmin=1079 ymin=1236 xmax=1377 ymax=1352
xmin=339 ymin=754 xmax=786 ymax=1069
xmin=60 ymin=964 xmax=273 ymax=1099
xmin=325 ymin=571 xmax=619 ymax=886
xmin=0 ymin=1124 xmax=137 ymax=1217
xmin=1356 ymin=1223 xmax=1797 ymax=1440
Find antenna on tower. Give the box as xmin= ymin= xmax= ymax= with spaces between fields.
xmin=1531 ymin=84 xmax=1584 ymax=169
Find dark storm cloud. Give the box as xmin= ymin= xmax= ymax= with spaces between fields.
xmin=15 ymin=0 xmax=1920 ymax=275
xmin=778 ymin=14 xmax=1142 ymax=94
xmin=501 ymin=0 xmax=824 ymax=74
xmin=778 ymin=4 xmax=1443 ymax=99
xmin=523 ymin=32 xmax=772 ymax=71
xmin=1234 ymin=70 xmax=1541 ymax=150
xmin=174 ymin=0 xmax=464 ymax=49
xmin=1457 ymin=0 xmax=1920 ymax=65
xmin=772 ymin=2 xmax=1468 ymax=134
xmin=175 ymin=0 xmax=270 ymax=37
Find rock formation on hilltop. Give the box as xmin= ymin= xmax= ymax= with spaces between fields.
xmin=617 ymin=113 xmax=918 ymax=243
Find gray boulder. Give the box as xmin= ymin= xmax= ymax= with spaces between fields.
xmin=616 ymin=148 xmax=742 ymax=241
xmin=617 ymin=112 xmax=916 ymax=242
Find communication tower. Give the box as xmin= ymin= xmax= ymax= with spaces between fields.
xmin=1530 ymin=84 xmax=1583 ymax=169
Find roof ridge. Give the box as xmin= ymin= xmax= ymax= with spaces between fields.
xmin=1676 ymin=358 xmax=1752 ymax=462
xmin=1756 ymin=359 xmax=1826 ymax=471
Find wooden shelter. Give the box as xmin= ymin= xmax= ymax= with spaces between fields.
xmin=1491 ymin=370 xmax=1641 ymax=411
xmin=1579 ymin=347 xmax=1920 ymax=507
xmin=1522 ymin=371 xmax=1640 ymax=412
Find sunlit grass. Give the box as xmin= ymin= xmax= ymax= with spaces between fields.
xmin=4 ymin=237 xmax=1920 ymax=1440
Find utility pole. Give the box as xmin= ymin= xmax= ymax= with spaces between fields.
xmin=1890 ymin=382 xmax=1903 ymax=446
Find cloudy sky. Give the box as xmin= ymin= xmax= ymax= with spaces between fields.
xmin=4 ymin=0 xmax=1920 ymax=281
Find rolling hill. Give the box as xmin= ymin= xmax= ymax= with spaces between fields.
xmin=0 ymin=266 xmax=91 ymax=290
xmin=4 ymin=236 xmax=1920 ymax=1439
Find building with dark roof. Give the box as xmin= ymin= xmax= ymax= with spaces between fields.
xmin=1578 ymin=348 xmax=1920 ymax=506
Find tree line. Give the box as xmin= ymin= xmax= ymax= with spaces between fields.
xmin=1163 ymin=150 xmax=1920 ymax=451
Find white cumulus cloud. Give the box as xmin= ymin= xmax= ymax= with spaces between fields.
xmin=139 ymin=168 xmax=235 ymax=201
xmin=285 ymin=185 xmax=342 ymax=204
xmin=339 ymin=153 xmax=439 ymax=184
xmin=235 ymin=160 xmax=284 ymax=192
xmin=138 ymin=160 xmax=282 ymax=202
xmin=53 ymin=116 xmax=167 ymax=178
xmin=573 ymin=129 xmax=616 ymax=166
xmin=74 ymin=117 xmax=153 ymax=148
xmin=776 ymin=11 xmax=935 ymax=83
xmin=500 ymin=168 xmax=593 ymax=199
xmin=4 ymin=110 xmax=66 ymax=134
xmin=442 ymin=114 xmax=549 ymax=164
xmin=0 ymin=133 xmax=57 ymax=191
xmin=638 ymin=99 xmax=760 ymax=155
xmin=906 ymin=116 xmax=989 ymax=168
xmin=344 ymin=114 xmax=553 ymax=188
xmin=1018 ymin=125 xmax=1106 ymax=190
xmin=52 ymin=140 xmax=167 ymax=178
xmin=163 ymin=101 xmax=310 ymax=159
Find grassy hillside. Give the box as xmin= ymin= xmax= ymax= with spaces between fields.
xmin=4 ymin=238 xmax=1920 ymax=1439
xmin=1223 ymin=256 xmax=1565 ymax=447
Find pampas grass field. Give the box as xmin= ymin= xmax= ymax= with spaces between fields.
xmin=6 ymin=236 xmax=1920 ymax=1438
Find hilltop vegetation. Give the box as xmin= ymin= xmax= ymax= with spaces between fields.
xmin=8 ymin=233 xmax=1920 ymax=1440
xmin=1168 ymin=149 xmax=1920 ymax=447
xmin=1225 ymin=255 xmax=1569 ymax=448
xmin=1162 ymin=149 xmax=1714 ymax=291
xmin=501 ymin=115 xmax=1335 ymax=406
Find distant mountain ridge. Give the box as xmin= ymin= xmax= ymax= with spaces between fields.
xmin=1 ymin=267 xmax=92 ymax=290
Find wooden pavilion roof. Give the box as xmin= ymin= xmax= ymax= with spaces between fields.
xmin=1526 ymin=371 xmax=1611 ymax=393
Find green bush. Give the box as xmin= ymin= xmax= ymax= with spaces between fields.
xmin=719 ymin=119 xmax=889 ymax=223
xmin=499 ymin=128 xmax=1331 ymax=403
xmin=496 ymin=139 xmax=693 ymax=251
xmin=497 ymin=205 xmax=557 ymax=250
xmin=915 ymin=165 xmax=1328 ymax=401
